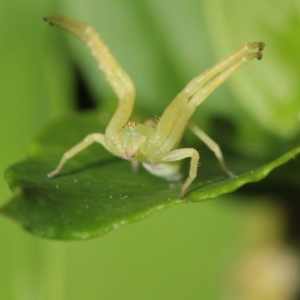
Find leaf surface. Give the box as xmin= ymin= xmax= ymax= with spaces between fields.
xmin=2 ymin=112 xmax=299 ymax=240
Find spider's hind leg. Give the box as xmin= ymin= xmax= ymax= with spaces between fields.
xmin=187 ymin=121 xmax=235 ymax=178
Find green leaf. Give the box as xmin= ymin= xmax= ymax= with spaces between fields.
xmin=1 ymin=111 xmax=300 ymax=240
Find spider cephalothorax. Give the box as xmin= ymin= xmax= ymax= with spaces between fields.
xmin=45 ymin=15 xmax=264 ymax=198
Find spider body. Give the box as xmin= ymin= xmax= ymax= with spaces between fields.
xmin=44 ymin=15 xmax=265 ymax=198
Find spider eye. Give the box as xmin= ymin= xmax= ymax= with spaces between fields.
xmin=126 ymin=121 xmax=139 ymax=129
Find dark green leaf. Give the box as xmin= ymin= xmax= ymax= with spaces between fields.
xmin=1 ymin=112 xmax=299 ymax=240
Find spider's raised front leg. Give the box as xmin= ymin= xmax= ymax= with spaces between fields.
xmin=47 ymin=133 xmax=107 ymax=178
xmin=187 ymin=121 xmax=235 ymax=178
xmin=161 ymin=148 xmax=200 ymax=198
xmin=147 ymin=42 xmax=265 ymax=155
xmin=44 ymin=15 xmax=135 ymax=137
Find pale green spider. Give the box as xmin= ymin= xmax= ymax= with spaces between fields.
xmin=45 ymin=15 xmax=265 ymax=198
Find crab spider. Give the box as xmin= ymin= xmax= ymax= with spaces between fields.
xmin=44 ymin=15 xmax=265 ymax=198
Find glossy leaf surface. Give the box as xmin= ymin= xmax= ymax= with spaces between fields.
xmin=2 ymin=112 xmax=299 ymax=240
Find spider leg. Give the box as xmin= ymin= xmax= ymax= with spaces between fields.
xmin=44 ymin=15 xmax=135 ymax=135
xmin=162 ymin=148 xmax=199 ymax=198
xmin=131 ymin=160 xmax=139 ymax=173
xmin=47 ymin=133 xmax=107 ymax=178
xmin=188 ymin=121 xmax=235 ymax=178
xmin=181 ymin=42 xmax=264 ymax=97
xmin=147 ymin=42 xmax=264 ymax=154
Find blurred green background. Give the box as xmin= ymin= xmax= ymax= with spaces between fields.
xmin=1 ymin=1 xmax=300 ymax=299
